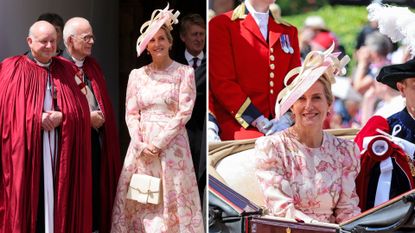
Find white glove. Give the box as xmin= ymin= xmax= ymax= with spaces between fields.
xmin=376 ymin=128 xmax=415 ymax=160
xmin=208 ymin=120 xmax=221 ymax=143
xmin=252 ymin=115 xmax=271 ymax=134
xmin=391 ymin=137 xmax=415 ymax=160
xmin=265 ymin=112 xmax=294 ymax=136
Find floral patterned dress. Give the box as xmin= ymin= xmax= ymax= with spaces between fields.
xmin=111 ymin=61 xmax=204 ymax=233
xmin=255 ymin=129 xmax=361 ymax=223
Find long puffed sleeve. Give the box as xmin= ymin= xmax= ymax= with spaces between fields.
xmin=152 ymin=67 xmax=196 ymax=150
xmin=334 ymin=141 xmax=361 ymax=223
xmin=255 ymin=136 xmax=316 ymax=223
xmin=125 ymin=69 xmax=147 ymax=156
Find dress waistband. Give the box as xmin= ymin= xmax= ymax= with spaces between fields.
xmin=141 ymin=111 xmax=175 ymax=122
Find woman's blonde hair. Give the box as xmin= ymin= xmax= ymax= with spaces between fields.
xmin=160 ymin=24 xmax=173 ymax=44
xmin=318 ymin=75 xmax=334 ymax=106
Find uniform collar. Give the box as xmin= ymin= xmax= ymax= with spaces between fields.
xmin=231 ymin=2 xmax=291 ymax=26
xmin=393 ymin=108 xmax=415 ymax=133
xmin=244 ymin=1 xmax=269 ymax=26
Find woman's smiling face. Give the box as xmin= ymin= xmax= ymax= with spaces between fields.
xmin=291 ymin=80 xmax=330 ymax=128
xmin=147 ymin=28 xmax=172 ymax=59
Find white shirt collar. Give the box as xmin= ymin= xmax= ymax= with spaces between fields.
xmin=72 ymin=56 xmax=85 ymax=68
xmin=34 ymin=58 xmax=51 ymax=68
xmin=244 ymin=0 xmax=269 ymax=26
xmin=184 ymin=50 xmax=204 ymax=64
xmin=244 ymin=0 xmax=269 ymax=40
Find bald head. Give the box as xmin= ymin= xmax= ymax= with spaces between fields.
xmin=63 ymin=17 xmax=94 ymax=60
xmin=28 ymin=20 xmax=55 ymax=37
xmin=27 ymin=21 xmax=57 ymax=63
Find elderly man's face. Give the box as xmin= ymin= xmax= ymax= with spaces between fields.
xmin=70 ymin=23 xmax=94 ymax=59
xmin=181 ymin=24 xmax=205 ymax=56
xmin=398 ymin=78 xmax=415 ymax=116
xmin=28 ymin=25 xmax=57 ymax=63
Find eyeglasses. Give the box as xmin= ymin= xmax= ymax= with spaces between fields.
xmin=72 ymin=34 xmax=95 ymax=42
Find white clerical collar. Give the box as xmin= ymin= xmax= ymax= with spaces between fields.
xmin=34 ymin=58 xmax=52 ymax=68
xmin=72 ymin=56 xmax=85 ymax=68
xmin=184 ymin=50 xmax=204 ymax=64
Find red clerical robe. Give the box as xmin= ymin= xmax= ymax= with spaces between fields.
xmin=0 ymin=55 xmax=92 ymax=233
xmin=209 ymin=3 xmax=301 ymax=140
xmin=58 ymin=55 xmax=122 ymax=233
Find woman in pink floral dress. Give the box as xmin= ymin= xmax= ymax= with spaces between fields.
xmin=111 ymin=5 xmax=204 ymax=233
xmin=255 ymin=45 xmax=361 ymax=224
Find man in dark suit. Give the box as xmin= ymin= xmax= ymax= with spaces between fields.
xmin=193 ymin=59 xmax=206 ymax=207
xmin=177 ymin=13 xmax=205 ymax=69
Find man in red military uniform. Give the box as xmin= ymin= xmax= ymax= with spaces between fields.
xmin=209 ymin=0 xmax=301 ymax=140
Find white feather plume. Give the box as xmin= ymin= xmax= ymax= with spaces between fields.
xmin=367 ymin=3 xmax=415 ymax=56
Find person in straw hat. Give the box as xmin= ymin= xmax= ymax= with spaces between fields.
xmin=111 ymin=4 xmax=204 ymax=233
xmin=255 ymin=44 xmax=361 ymax=223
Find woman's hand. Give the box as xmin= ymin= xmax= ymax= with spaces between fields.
xmin=141 ymin=145 xmax=161 ymax=161
xmin=148 ymin=144 xmax=161 ymax=155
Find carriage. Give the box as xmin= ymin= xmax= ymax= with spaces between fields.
xmin=208 ymin=128 xmax=415 ymax=233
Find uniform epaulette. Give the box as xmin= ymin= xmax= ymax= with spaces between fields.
xmin=274 ymin=17 xmax=292 ymax=27
xmin=231 ymin=3 xmax=247 ymax=21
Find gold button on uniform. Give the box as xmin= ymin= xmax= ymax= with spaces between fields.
xmin=270 ymin=72 xmax=275 ymax=78
xmin=270 ymin=89 xmax=274 ymax=94
xmin=270 ymin=81 xmax=274 ymax=87
xmin=270 ymin=55 xmax=275 ymax=61
xmin=270 ymin=64 xmax=275 ymax=70
xmin=270 ymin=48 xmax=274 ymax=53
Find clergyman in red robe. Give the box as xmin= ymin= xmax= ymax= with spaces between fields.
xmin=0 ymin=20 xmax=92 ymax=233
xmin=60 ymin=17 xmax=121 ymax=233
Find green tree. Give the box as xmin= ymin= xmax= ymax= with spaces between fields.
xmin=283 ymin=5 xmax=368 ymax=60
xmin=278 ymin=0 xmax=329 ymax=15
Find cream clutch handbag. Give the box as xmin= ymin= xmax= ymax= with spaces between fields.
xmin=127 ymin=174 xmax=161 ymax=205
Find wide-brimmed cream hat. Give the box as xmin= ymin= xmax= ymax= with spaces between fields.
xmin=275 ymin=43 xmax=350 ymax=119
xmin=304 ymin=15 xmax=328 ymax=31
xmin=136 ymin=3 xmax=180 ymax=57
